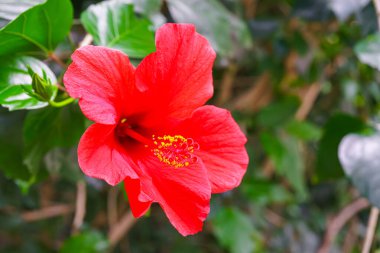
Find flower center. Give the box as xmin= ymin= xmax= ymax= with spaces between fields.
xmin=116 ymin=118 xmax=199 ymax=168
xmin=151 ymin=135 xmax=199 ymax=168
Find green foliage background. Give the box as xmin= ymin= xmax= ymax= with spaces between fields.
xmin=1 ymin=0 xmax=380 ymax=252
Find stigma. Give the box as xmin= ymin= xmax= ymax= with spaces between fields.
xmin=151 ymin=134 xmax=200 ymax=168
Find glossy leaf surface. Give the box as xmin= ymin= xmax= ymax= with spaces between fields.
xmin=81 ymin=1 xmax=155 ymax=58
xmin=0 ymin=0 xmax=73 ymax=56
xmin=0 ymin=56 xmax=56 ymax=111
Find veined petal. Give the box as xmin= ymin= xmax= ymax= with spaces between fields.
xmin=135 ymin=23 xmax=216 ymax=127
xmin=64 ymin=46 xmax=138 ymax=124
xmin=78 ymin=123 xmax=138 ymax=185
xmin=178 ymin=106 xmax=249 ymax=193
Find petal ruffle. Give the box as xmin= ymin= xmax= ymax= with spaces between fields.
xmin=64 ymin=46 xmax=138 ymax=124
xmin=135 ymin=23 xmax=216 ymax=127
xmin=178 ymin=106 xmax=249 ymax=193
xmin=78 ymin=123 xmax=138 ymax=185
xmin=125 ymin=152 xmax=211 ymax=236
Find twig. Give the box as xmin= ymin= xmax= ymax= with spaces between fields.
xmin=21 ymin=204 xmax=74 ymax=221
xmin=373 ymin=0 xmax=380 ymax=29
xmin=56 ymin=83 xmax=67 ymax=92
xmin=243 ymin=0 xmax=257 ymax=19
xmin=49 ymin=53 xmax=67 ymax=69
xmin=108 ymin=210 xmax=136 ymax=247
xmin=217 ymin=63 xmax=238 ymax=105
xmin=317 ymin=198 xmax=370 ymax=253
xmin=79 ymin=34 xmax=93 ymax=48
xmin=295 ymin=82 xmax=322 ymax=120
xmin=72 ymin=181 xmax=87 ymax=233
xmin=362 ymin=207 xmax=379 ymax=253
xmin=107 ymin=187 xmax=119 ymax=228
xmin=231 ymin=72 xmax=272 ymax=112
xmin=343 ymin=218 xmax=359 ymax=253
xmin=264 ymin=208 xmax=284 ymax=227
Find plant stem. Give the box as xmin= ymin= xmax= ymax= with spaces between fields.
xmin=362 ymin=207 xmax=379 ymax=253
xmin=49 ymin=97 xmax=75 ymax=107
xmin=373 ymin=0 xmax=380 ymax=29
xmin=49 ymin=53 xmax=67 ymax=68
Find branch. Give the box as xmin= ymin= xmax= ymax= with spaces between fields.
xmin=49 ymin=53 xmax=67 ymax=69
xmin=231 ymin=72 xmax=272 ymax=112
xmin=107 ymin=187 xmax=119 ymax=228
xmin=295 ymin=82 xmax=321 ymax=120
xmin=317 ymin=198 xmax=370 ymax=253
xmin=79 ymin=34 xmax=93 ymax=48
xmin=216 ymin=63 xmax=238 ymax=105
xmin=108 ymin=210 xmax=137 ymax=247
xmin=21 ymin=204 xmax=74 ymax=221
xmin=72 ymin=181 xmax=87 ymax=233
xmin=373 ymin=0 xmax=380 ymax=29
xmin=362 ymin=207 xmax=379 ymax=253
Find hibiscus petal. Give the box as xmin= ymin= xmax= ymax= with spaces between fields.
xmin=135 ymin=23 xmax=216 ymax=127
xmin=128 ymin=153 xmax=211 ymax=236
xmin=179 ymin=106 xmax=249 ymax=193
xmin=78 ymin=123 xmax=138 ymax=185
xmin=64 ymin=45 xmax=138 ymax=124
xmin=124 ymin=176 xmax=152 ymax=218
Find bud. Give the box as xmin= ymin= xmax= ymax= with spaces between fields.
xmin=26 ymin=66 xmax=57 ymax=102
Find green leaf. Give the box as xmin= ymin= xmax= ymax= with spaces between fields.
xmin=316 ymin=114 xmax=366 ymax=181
xmin=0 ymin=0 xmax=73 ymax=56
xmin=285 ymin=120 xmax=322 ymax=141
xmin=212 ymin=208 xmax=262 ymax=253
xmin=0 ymin=56 xmax=56 ymax=110
xmin=355 ymin=33 xmax=380 ymax=71
xmin=256 ymin=96 xmax=300 ymax=128
xmin=260 ymin=132 xmax=307 ymax=199
xmin=81 ymin=2 xmax=155 ymax=58
xmin=339 ymin=133 xmax=380 ymax=208
xmin=166 ymin=0 xmax=253 ymax=59
xmin=23 ymin=105 xmax=85 ymax=175
xmin=60 ymin=230 xmax=109 ymax=253
xmin=0 ymin=109 xmax=30 ymax=180
xmin=242 ymin=179 xmax=293 ymax=205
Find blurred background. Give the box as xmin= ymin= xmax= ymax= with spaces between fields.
xmin=1 ymin=0 xmax=380 ymax=252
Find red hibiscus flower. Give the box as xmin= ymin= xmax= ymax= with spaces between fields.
xmin=64 ymin=23 xmax=248 ymax=236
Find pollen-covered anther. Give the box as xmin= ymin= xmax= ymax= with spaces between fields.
xmin=151 ymin=135 xmax=200 ymax=168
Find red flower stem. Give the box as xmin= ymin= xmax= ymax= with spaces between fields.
xmin=124 ymin=127 xmax=151 ymax=146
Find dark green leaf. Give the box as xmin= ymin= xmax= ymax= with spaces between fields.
xmin=316 ymin=114 xmax=366 ymax=180
xmin=260 ymin=133 xmax=307 ymax=199
xmin=44 ymin=148 xmax=83 ymax=182
xmin=60 ymin=230 xmax=108 ymax=253
xmin=242 ymin=179 xmax=293 ymax=205
xmin=23 ymin=105 xmax=85 ymax=175
xmin=339 ymin=133 xmax=380 ymax=208
xmin=256 ymin=96 xmax=300 ymax=128
xmin=285 ymin=120 xmax=322 ymax=141
xmin=81 ymin=2 xmax=155 ymax=58
xmin=0 ymin=0 xmax=73 ymax=56
xmin=167 ymin=0 xmax=253 ymax=59
xmin=212 ymin=208 xmax=262 ymax=253
xmin=355 ymin=33 xmax=380 ymax=70
xmin=0 ymin=56 xmax=56 ymax=110
xmin=0 ymin=109 xmax=30 ymax=180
